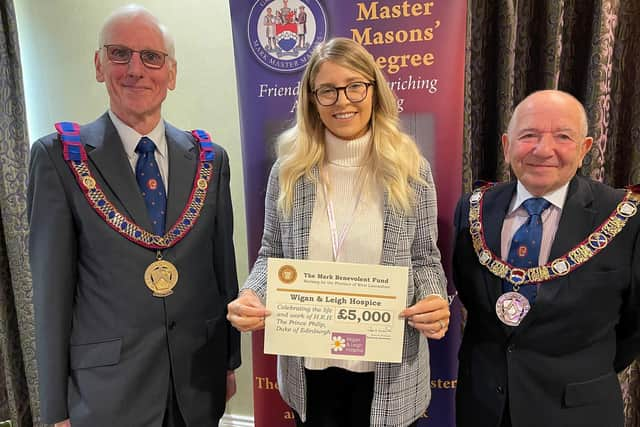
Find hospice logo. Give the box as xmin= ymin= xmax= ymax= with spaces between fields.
xmin=248 ymin=0 xmax=327 ymax=72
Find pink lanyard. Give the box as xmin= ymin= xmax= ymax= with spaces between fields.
xmin=321 ymin=168 xmax=367 ymax=262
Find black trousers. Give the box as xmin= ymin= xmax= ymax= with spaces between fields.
xmin=500 ymin=399 xmax=512 ymax=427
xmin=163 ymin=376 xmax=186 ymax=427
xmin=294 ymin=367 xmax=419 ymax=427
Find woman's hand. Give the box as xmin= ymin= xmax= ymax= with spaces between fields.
xmin=400 ymin=294 xmax=450 ymax=339
xmin=227 ymin=289 xmax=271 ymax=332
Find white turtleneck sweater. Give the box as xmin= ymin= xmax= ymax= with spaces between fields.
xmin=304 ymin=129 xmax=384 ymax=373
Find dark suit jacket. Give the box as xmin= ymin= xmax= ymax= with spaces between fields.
xmin=453 ymin=176 xmax=640 ymax=427
xmin=27 ymin=113 xmax=240 ymax=426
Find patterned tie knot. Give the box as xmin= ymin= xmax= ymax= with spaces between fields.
xmin=135 ymin=137 xmax=156 ymax=154
xmin=522 ymin=197 xmax=550 ymax=217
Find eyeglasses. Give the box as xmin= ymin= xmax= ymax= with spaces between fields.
xmin=103 ymin=44 xmax=169 ymax=69
xmin=312 ymin=81 xmax=375 ymax=106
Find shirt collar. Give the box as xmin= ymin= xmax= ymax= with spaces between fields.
xmin=108 ymin=110 xmax=167 ymax=160
xmin=508 ymin=180 xmax=570 ymax=214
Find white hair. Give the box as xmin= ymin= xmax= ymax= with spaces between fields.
xmin=98 ymin=4 xmax=175 ymax=59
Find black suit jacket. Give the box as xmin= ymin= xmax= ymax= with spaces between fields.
xmin=27 ymin=113 xmax=240 ymax=426
xmin=453 ymin=176 xmax=640 ymax=427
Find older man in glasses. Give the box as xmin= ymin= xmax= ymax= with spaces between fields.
xmin=27 ymin=5 xmax=240 ymax=427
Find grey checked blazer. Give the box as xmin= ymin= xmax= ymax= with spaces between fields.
xmin=244 ymin=160 xmax=447 ymax=427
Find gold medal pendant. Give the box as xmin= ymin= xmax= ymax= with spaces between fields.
xmin=145 ymin=251 xmax=179 ymax=297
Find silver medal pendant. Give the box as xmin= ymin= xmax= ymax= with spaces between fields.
xmin=495 ymin=291 xmax=531 ymax=326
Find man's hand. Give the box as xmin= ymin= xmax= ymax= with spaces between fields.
xmin=54 ymin=420 xmax=71 ymax=427
xmin=227 ymin=289 xmax=271 ymax=332
xmin=400 ymin=294 xmax=450 ymax=339
xmin=226 ymin=370 xmax=237 ymax=402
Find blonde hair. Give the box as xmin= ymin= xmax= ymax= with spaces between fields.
xmin=277 ymin=37 xmax=425 ymax=215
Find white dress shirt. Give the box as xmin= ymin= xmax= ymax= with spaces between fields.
xmin=108 ymin=110 xmax=169 ymax=193
xmin=500 ymin=181 xmax=569 ymax=265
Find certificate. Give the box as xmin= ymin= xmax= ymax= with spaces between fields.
xmin=264 ymin=258 xmax=408 ymax=363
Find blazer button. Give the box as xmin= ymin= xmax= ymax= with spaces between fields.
xmin=168 ymin=321 xmax=177 ymax=330
xmin=496 ymin=385 xmax=504 ymax=394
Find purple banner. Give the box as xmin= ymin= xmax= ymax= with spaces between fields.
xmin=229 ymin=1 xmax=466 ymax=425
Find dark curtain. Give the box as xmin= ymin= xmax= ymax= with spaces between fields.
xmin=464 ymin=0 xmax=640 ymax=425
xmin=0 ymin=0 xmax=39 ymax=426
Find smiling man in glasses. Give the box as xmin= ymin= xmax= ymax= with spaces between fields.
xmin=95 ymin=12 xmax=176 ymax=133
xmin=27 ymin=5 xmax=240 ymax=427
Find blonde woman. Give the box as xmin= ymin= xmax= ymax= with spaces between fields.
xmin=227 ymin=37 xmax=449 ymax=427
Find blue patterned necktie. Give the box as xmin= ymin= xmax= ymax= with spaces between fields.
xmin=135 ymin=137 xmax=166 ymax=235
xmin=503 ymin=197 xmax=551 ymax=304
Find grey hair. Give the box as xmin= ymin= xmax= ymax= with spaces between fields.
xmin=98 ymin=4 xmax=175 ymax=59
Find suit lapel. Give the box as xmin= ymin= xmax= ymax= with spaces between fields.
xmin=482 ymin=183 xmax=515 ymax=307
xmin=165 ymin=123 xmax=197 ymax=228
xmin=84 ymin=114 xmax=153 ymax=232
xmin=381 ymin=192 xmax=404 ymax=266
xmin=515 ymin=176 xmax=596 ymax=332
xmin=535 ymin=177 xmax=596 ymax=303
xmin=548 ymin=177 xmax=596 ymax=260
xmin=293 ymin=166 xmax=317 ymax=260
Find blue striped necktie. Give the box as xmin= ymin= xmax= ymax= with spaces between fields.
xmin=503 ymin=197 xmax=551 ymax=304
xmin=135 ymin=137 xmax=166 ymax=235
